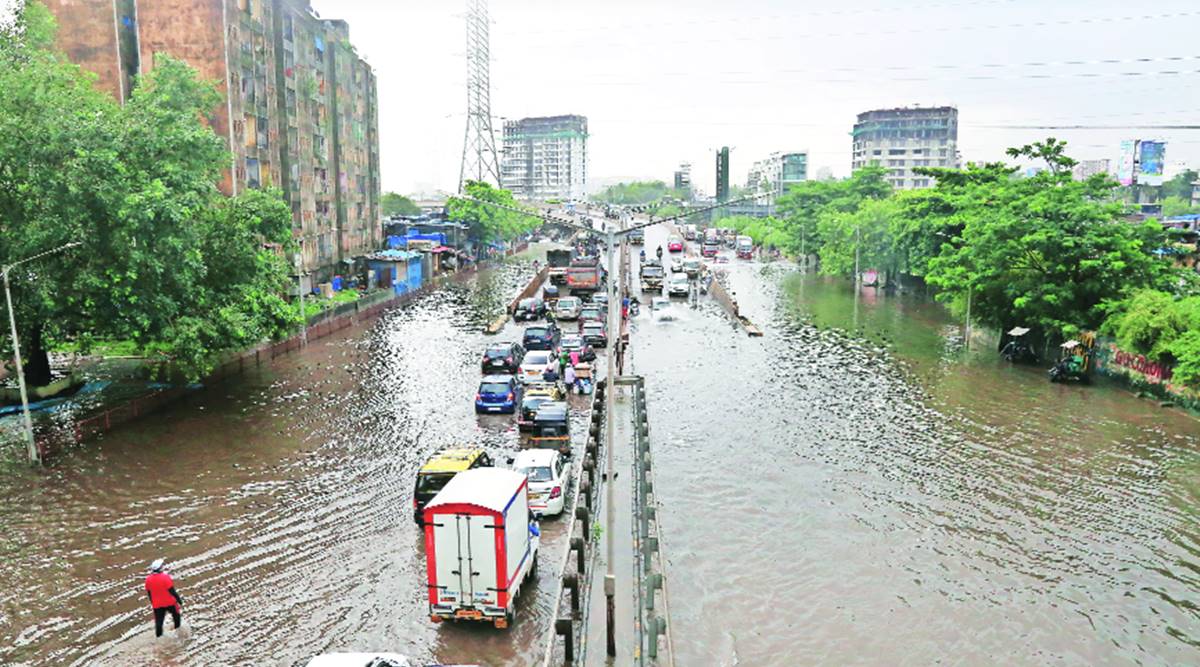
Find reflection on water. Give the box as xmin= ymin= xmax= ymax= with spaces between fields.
xmin=633 ymin=236 xmax=1200 ymax=665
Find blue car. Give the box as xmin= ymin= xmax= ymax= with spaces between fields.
xmin=475 ymin=375 xmax=521 ymax=414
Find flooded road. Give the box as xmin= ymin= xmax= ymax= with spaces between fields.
xmin=633 ymin=224 xmax=1200 ymax=665
xmin=1 ymin=226 xmax=1198 ymax=666
xmin=0 ymin=254 xmax=589 ymax=666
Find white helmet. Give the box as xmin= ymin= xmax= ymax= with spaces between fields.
xmin=149 ymin=558 xmax=166 ymax=573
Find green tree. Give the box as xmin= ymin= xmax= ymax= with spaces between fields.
xmin=924 ymin=145 xmax=1175 ymax=338
xmin=447 ymin=181 xmax=538 ymax=243
xmin=815 ymin=198 xmax=902 ymax=279
xmin=381 ymin=191 xmax=421 ymax=217
xmin=1160 ymin=169 xmax=1198 ymax=201
xmin=2 ymin=4 xmax=300 ymax=383
xmin=775 ymin=166 xmax=891 ymax=258
xmin=1161 ymin=195 xmax=1198 ymax=218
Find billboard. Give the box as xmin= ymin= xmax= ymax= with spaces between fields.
xmin=1137 ymin=140 xmax=1166 ymax=186
xmin=1117 ymin=140 xmax=1137 ymax=186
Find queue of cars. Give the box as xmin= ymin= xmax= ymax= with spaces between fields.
xmin=408 ymin=279 xmax=612 ymax=631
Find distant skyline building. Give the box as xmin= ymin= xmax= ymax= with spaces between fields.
xmin=746 ymin=151 xmax=808 ymax=203
xmin=1072 ymin=159 xmax=1111 ymax=181
xmin=716 ymin=146 xmax=730 ymax=202
xmin=674 ymin=162 xmax=692 ymax=194
xmin=501 ymin=115 xmax=588 ymax=200
xmin=41 ymin=0 xmax=382 ymax=279
xmin=851 ymin=106 xmax=959 ymax=190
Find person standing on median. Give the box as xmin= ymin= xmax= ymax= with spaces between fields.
xmin=145 ymin=558 xmax=184 ymax=638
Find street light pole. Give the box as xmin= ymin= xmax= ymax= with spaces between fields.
xmin=294 ymin=253 xmax=307 ymax=346
xmin=604 ymin=219 xmax=620 ymax=657
xmin=3 ymin=241 xmax=81 ymax=465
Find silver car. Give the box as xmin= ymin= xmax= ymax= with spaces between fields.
xmin=555 ymin=296 xmax=582 ymax=320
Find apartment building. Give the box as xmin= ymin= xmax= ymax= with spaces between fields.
xmin=42 ymin=0 xmax=381 ymax=279
xmin=746 ymin=152 xmax=808 ymax=201
xmin=851 ymin=106 xmax=959 ymax=190
xmin=501 ymin=115 xmax=588 ymax=201
xmin=1072 ymin=158 xmax=1112 ymax=181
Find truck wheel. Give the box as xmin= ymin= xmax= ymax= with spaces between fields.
xmin=531 ymin=554 xmax=539 ymax=577
xmin=505 ymin=610 xmax=514 ymax=627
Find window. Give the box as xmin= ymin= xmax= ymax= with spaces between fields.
xmin=872 ymin=149 xmax=882 ymax=156
xmin=246 ymin=158 xmax=261 ymax=188
xmin=889 ymin=148 xmax=906 ymax=155
xmin=283 ymin=15 xmax=294 ymax=41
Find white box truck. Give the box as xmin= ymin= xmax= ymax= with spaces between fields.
xmin=423 ymin=468 xmax=539 ymax=629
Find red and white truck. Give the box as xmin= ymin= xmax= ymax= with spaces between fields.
xmin=423 ymin=468 xmax=539 ymax=629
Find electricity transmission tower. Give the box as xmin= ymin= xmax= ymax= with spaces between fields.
xmin=458 ymin=0 xmax=502 ymax=192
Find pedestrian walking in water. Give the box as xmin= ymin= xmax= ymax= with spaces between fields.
xmin=564 ymin=363 xmax=577 ymax=394
xmin=144 ymin=558 xmax=184 ymax=637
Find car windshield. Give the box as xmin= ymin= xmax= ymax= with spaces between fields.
xmin=525 ymin=352 xmax=552 ymax=364
xmin=526 ymin=327 xmax=549 ymax=336
xmin=480 ymin=382 xmax=510 ymax=394
xmin=416 ymin=473 xmax=454 ymax=496
xmin=583 ymin=324 xmax=603 ymax=333
xmin=519 ymin=466 xmax=553 ymax=483
xmin=485 ymin=347 xmax=511 ymax=358
xmin=558 ymin=298 xmax=579 ymax=308
xmin=561 ymin=336 xmax=583 ymax=348
xmin=642 ymin=267 xmax=663 ymax=277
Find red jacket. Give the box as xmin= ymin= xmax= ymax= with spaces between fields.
xmin=145 ymin=572 xmax=180 ymax=609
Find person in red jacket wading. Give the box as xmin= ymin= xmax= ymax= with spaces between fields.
xmin=144 ymin=559 xmax=184 ymax=637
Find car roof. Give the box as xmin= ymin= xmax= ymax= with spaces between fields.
xmin=304 ymin=654 xmax=414 ymax=667
xmin=480 ymin=374 xmax=515 ymax=383
xmin=533 ymin=402 xmax=569 ymax=418
xmin=582 ymin=321 xmax=604 ymax=329
xmin=421 ymin=447 xmax=486 ymax=474
xmin=524 ymin=350 xmax=553 ymax=359
xmin=486 ymin=341 xmax=516 ymax=349
xmin=513 ymin=449 xmax=558 ymax=467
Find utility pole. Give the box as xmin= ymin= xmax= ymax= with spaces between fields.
xmin=854 ymin=225 xmax=861 ymax=288
xmin=294 ymin=253 xmax=307 ymax=346
xmin=3 ymin=241 xmax=81 ymax=465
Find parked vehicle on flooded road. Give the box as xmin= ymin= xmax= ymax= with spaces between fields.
xmin=424 ymin=468 xmax=539 ymax=629
xmin=512 ymin=449 xmax=568 ymax=517
xmin=475 ymin=375 xmax=521 ymax=414
xmin=481 ymin=341 xmax=524 ymax=374
xmin=412 ymin=448 xmax=494 ymax=523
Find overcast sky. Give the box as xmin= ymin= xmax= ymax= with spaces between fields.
xmin=307 ymin=0 xmax=1198 ymax=196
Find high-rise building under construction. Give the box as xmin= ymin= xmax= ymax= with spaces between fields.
xmin=851 ymin=106 xmax=958 ymax=190
xmin=501 ymin=115 xmax=588 ymax=201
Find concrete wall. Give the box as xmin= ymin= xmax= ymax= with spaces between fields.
xmin=43 ymin=0 xmax=123 ymax=101
xmin=1093 ymin=338 xmax=1200 ymax=412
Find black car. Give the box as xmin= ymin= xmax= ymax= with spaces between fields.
xmin=518 ymin=395 xmax=554 ymax=432
xmin=581 ymin=322 xmax=608 ymax=348
xmin=523 ymin=323 xmax=562 ymax=351
xmin=514 ymin=297 xmax=547 ymax=321
xmin=481 ymin=341 xmax=525 ymax=374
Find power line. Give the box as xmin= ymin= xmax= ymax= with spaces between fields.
xmin=501 ymin=10 xmax=1200 ymax=51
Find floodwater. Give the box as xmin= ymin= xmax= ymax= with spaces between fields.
xmin=0 ymin=254 xmax=589 ymax=667
xmin=633 ymin=224 xmax=1200 ymax=665
xmin=1 ymin=227 xmax=1198 ymax=666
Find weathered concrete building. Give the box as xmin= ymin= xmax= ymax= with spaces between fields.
xmin=42 ymin=0 xmax=381 ymax=279
xmin=851 ymin=106 xmax=959 ymax=190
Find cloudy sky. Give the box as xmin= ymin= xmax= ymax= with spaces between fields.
xmin=307 ymin=0 xmax=1198 ymax=196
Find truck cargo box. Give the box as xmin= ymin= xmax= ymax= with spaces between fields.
xmin=423 ymin=468 xmax=539 ymax=629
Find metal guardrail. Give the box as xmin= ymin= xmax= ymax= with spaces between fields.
xmin=629 ymin=376 xmax=674 ymax=664
xmin=541 ymin=379 xmax=608 ymax=665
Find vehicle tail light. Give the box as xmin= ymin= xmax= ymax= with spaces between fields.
xmin=550 ymin=486 xmax=562 ymax=499
xmin=413 ymin=496 xmax=418 ymax=509
xmin=506 ymin=356 xmax=513 ymax=363
xmin=506 ymin=392 xmax=514 ymax=401
xmin=475 ymin=393 xmax=482 ymax=402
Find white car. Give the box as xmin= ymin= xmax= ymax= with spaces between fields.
xmin=305 ymin=654 xmax=479 ymax=667
xmin=667 ymin=272 xmax=690 ymax=297
xmin=651 ymin=296 xmax=676 ymax=321
xmin=519 ymin=350 xmax=558 ymax=384
xmin=513 ymin=449 xmax=568 ymax=516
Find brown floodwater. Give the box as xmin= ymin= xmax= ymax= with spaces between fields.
xmin=1 ymin=228 xmax=1198 ymax=666
xmin=631 ymin=223 xmax=1200 ymax=665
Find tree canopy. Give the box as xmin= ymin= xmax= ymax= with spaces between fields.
xmin=446 ymin=181 xmax=540 ymax=243
xmin=381 ymin=191 xmax=421 ymax=217
xmin=1 ymin=2 xmax=298 ymax=384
